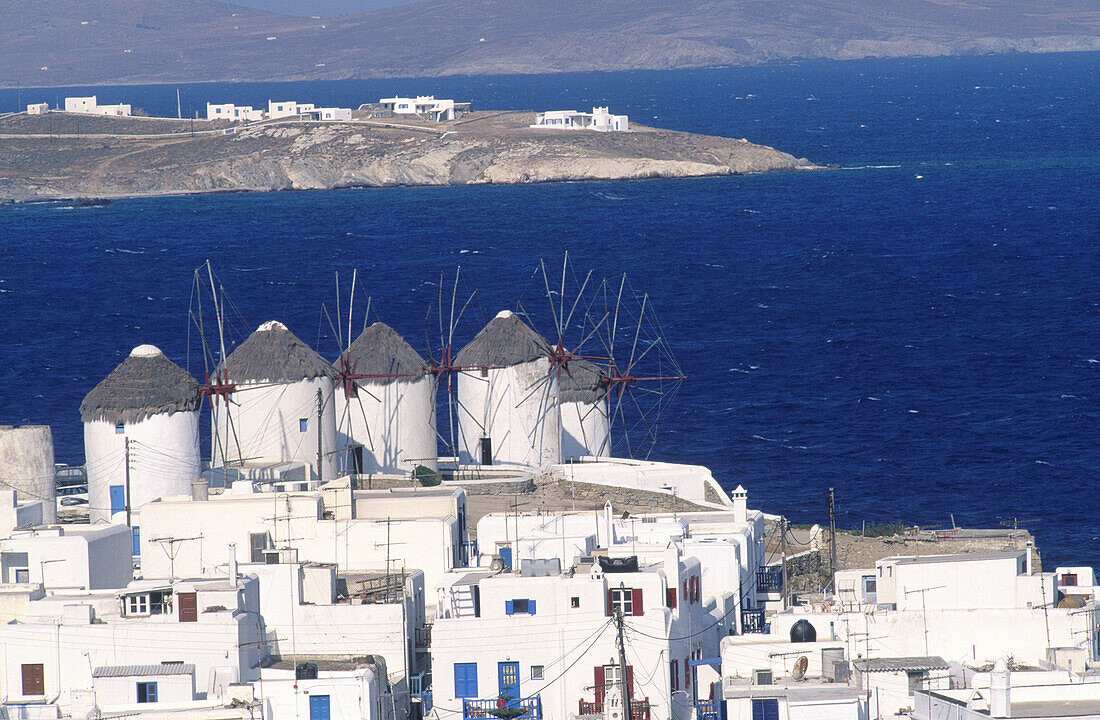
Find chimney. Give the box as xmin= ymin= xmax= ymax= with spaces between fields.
xmin=990 ymin=658 xmax=1011 ymax=718
xmin=732 ymin=485 xmax=748 ymax=524
xmin=1025 ymin=541 xmax=1034 ymax=574
xmin=228 ymin=543 xmax=238 ymax=585
xmin=192 ymin=479 xmax=209 ymax=501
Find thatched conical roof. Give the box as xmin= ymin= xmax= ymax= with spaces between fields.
xmin=559 ymin=359 xmax=608 ymax=404
xmin=339 ymin=322 xmax=427 ymax=384
xmin=455 ymin=310 xmax=551 ymax=368
xmin=220 ymin=321 xmax=336 ymax=384
xmin=80 ymin=345 xmax=200 ymax=424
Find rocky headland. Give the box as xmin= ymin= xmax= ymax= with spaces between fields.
xmin=0 ymin=111 xmax=815 ymax=203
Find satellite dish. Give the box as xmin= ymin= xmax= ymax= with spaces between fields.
xmin=792 ymin=656 xmax=809 ymax=681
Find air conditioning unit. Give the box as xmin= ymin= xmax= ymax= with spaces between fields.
xmin=753 ymin=669 xmax=773 ymax=686
xmin=263 ymin=548 xmax=298 ymax=565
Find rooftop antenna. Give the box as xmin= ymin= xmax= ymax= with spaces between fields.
xmin=151 ymin=535 xmax=202 ymax=582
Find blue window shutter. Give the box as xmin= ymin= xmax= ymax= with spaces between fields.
xmin=132 ymin=527 xmax=140 ymax=556
xmin=528 ymin=600 xmax=536 ymax=615
xmin=506 ymin=600 xmax=514 ymax=615
xmin=455 ymin=662 xmax=478 ymax=698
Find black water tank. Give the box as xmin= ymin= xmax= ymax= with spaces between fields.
xmin=790 ymin=619 xmax=817 ymax=643
xmin=296 ymin=662 xmax=318 ymax=680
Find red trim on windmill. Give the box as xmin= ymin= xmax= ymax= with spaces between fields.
xmin=198 ymin=369 xmax=236 ymax=406
xmin=334 ymin=351 xmax=419 ymax=398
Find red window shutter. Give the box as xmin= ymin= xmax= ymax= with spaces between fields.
xmin=631 ymin=588 xmax=644 ymax=616
xmin=594 ymin=666 xmax=606 ymax=706
xmin=684 ymin=657 xmax=689 ymax=682
xmin=625 ymin=665 xmax=634 ymax=699
xmin=666 ymin=587 xmax=677 ymax=609
xmin=606 ymin=589 xmax=614 ymax=617
xmin=682 ymin=579 xmax=688 ymax=600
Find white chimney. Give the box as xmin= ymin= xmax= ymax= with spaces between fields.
xmin=990 ymin=658 xmax=1011 ymax=718
xmin=732 ymin=485 xmax=748 ymax=524
xmin=1025 ymin=541 xmax=1034 ymax=574
xmin=228 ymin=542 xmax=238 ymax=585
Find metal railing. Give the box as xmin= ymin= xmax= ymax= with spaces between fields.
xmin=577 ymin=698 xmax=651 ymax=719
xmin=756 ymin=566 xmax=783 ymax=593
xmin=741 ymin=607 xmax=767 ymax=633
xmin=415 ymin=625 xmax=432 ymax=648
xmin=462 ymin=696 xmax=542 ymax=719
xmin=695 ymin=699 xmax=722 ymax=720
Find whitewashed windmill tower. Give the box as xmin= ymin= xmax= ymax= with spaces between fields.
xmin=454 ymin=310 xmax=561 ymax=467
xmin=212 ymin=321 xmax=338 ymax=482
xmin=81 ymin=344 xmax=201 ymax=525
xmin=559 ymin=359 xmax=611 ymax=460
xmin=334 ymin=322 xmax=437 ymax=475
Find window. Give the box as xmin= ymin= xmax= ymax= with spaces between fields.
xmin=15 ymin=568 xmax=30 ymax=583
xmin=506 ymin=598 xmax=535 ymax=615
xmin=570 ymin=596 xmax=580 ymax=608
xmin=115 ymin=423 xmax=125 ymax=434
xmin=1064 ymin=573 xmax=1079 ymax=587
xmin=124 ymin=590 xmax=169 ymax=617
xmin=670 ymin=660 xmax=679 ymax=691
xmin=863 ymin=575 xmax=877 ymax=595
xmin=299 ymin=418 xmax=309 ymax=433
xmin=666 ymin=587 xmax=677 ymax=609
xmin=250 ymin=532 xmax=270 ymax=563
xmin=531 ymin=665 xmax=544 ymax=680
xmin=136 ymin=682 xmax=158 ymax=703
xmin=132 ymin=527 xmax=140 ymax=557
xmin=127 ymin=594 xmax=149 ymax=615
xmin=454 ymin=662 xmax=478 ymax=698
xmin=607 ymin=587 xmax=643 ymax=616
xmin=751 ymin=698 xmax=779 ymax=720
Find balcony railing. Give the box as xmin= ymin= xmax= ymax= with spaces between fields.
xmin=462 ymin=696 xmax=542 ymax=719
xmin=415 ymin=625 xmax=432 ymax=648
xmin=756 ymin=565 xmax=783 ymax=593
xmin=577 ymin=698 xmax=652 ymax=719
xmin=741 ymin=607 xmax=767 ymax=633
xmin=695 ymin=699 xmax=722 ymax=720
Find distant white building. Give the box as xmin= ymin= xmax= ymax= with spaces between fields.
xmin=532 ymin=106 xmax=629 ymax=131
xmin=378 ymin=96 xmax=461 ymax=122
xmin=64 ymin=95 xmax=132 ymax=116
xmin=0 ymin=522 xmax=133 ymax=592
xmin=26 ymin=102 xmax=49 ymax=115
xmin=206 ymin=103 xmax=264 ymax=122
xmin=265 ymin=100 xmax=352 ymax=122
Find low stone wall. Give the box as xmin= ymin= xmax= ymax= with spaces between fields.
xmin=444 ymin=477 xmax=535 ymax=496
xmin=535 ymin=478 xmax=711 ymax=512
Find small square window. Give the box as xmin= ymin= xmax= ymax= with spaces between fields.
xmin=531 ymin=665 xmax=544 ymax=680
xmin=115 ymin=423 xmax=125 ymax=434
xmin=299 ymin=418 xmax=309 ymax=433
xmin=512 ymin=598 xmax=529 ymax=614
xmin=570 ymin=596 xmax=580 ymax=608
xmin=136 ymin=681 xmax=157 ymax=703
xmin=14 ymin=568 xmax=29 ymax=583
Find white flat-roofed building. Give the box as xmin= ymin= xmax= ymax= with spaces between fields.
xmin=768 ymin=550 xmax=1100 ymax=670
xmin=267 ymin=100 xmax=316 ymax=119
xmin=378 ymin=95 xmax=459 ymax=121
xmin=432 ymin=551 xmax=717 ymax=720
xmin=206 ymin=103 xmax=264 ymax=122
xmin=138 ymin=485 xmax=468 ymax=598
xmin=913 ymin=661 xmax=1100 ymax=720
xmin=91 ymin=663 xmax=196 ymax=712
xmin=0 ymin=573 xmax=262 ymax=715
xmin=0 ymin=523 xmax=133 ymax=591
xmin=64 ymin=96 xmax=132 ymax=116
xmin=259 ymin=663 xmax=392 ymax=720
xmin=26 ymin=102 xmax=49 ymax=115
xmin=532 ymin=106 xmax=629 ymax=131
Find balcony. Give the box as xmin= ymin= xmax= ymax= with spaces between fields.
xmin=577 ymin=698 xmax=652 ymax=719
xmin=415 ymin=625 xmax=432 ymax=648
xmin=756 ymin=565 xmax=783 ymax=593
xmin=462 ymin=696 xmax=542 ymax=719
xmin=741 ymin=607 xmax=767 ymax=633
xmin=695 ymin=699 xmax=721 ymax=720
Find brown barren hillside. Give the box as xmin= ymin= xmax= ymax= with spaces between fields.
xmin=1 ymin=0 xmax=1098 ymax=87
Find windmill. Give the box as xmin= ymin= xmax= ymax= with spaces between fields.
xmin=517 ymin=254 xmax=686 ymax=461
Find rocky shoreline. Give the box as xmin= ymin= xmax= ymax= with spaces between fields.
xmin=0 ymin=111 xmax=817 ymax=203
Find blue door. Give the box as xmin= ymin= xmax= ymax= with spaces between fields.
xmin=309 ymin=695 xmax=330 ymax=720
xmin=110 ymin=485 xmax=125 ymax=515
xmin=751 ymin=698 xmax=779 ymax=720
xmin=499 ymin=547 xmax=512 ymax=570
xmin=498 ymin=661 xmax=520 ymax=707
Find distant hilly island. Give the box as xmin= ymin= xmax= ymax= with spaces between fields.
xmin=2 ymin=0 xmax=1099 ymax=88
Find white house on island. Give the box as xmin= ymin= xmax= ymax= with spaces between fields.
xmin=532 ymin=107 xmax=629 ymax=131
xmin=206 ymin=103 xmax=264 ymax=122
xmin=376 ymin=96 xmax=467 ymax=122
xmin=64 ymin=96 xmax=132 ymax=116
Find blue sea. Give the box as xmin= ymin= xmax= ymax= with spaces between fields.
xmin=1 ymin=53 xmax=1098 ymax=569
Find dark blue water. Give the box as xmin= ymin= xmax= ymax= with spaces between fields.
xmin=2 ymin=53 xmax=1098 ymax=568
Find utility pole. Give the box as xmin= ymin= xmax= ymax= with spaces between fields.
xmin=828 ymin=488 xmax=838 ymax=591
xmin=780 ymin=516 xmax=789 ymax=610
xmin=124 ymin=437 xmax=133 ymax=527
xmin=316 ymin=389 xmax=324 ymax=485
xmin=614 ymin=588 xmax=632 ymax=720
